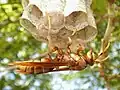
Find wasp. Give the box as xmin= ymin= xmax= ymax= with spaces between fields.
xmin=9 ymin=42 xmax=103 ymax=74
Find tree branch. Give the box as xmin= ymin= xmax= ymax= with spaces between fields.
xmin=100 ymin=3 xmax=114 ymax=54
xmin=98 ymin=2 xmax=114 ymax=90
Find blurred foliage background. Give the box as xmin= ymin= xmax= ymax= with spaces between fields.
xmin=0 ymin=0 xmax=120 ymax=90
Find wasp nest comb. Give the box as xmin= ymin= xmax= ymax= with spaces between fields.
xmin=20 ymin=0 xmax=97 ymax=51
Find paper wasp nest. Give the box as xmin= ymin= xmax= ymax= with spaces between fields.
xmin=20 ymin=0 xmax=97 ymax=51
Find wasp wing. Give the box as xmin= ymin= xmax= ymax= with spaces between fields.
xmin=9 ymin=61 xmax=72 ymax=74
xmin=9 ymin=61 xmax=68 ymax=68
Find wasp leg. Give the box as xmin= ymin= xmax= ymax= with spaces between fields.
xmin=38 ymin=46 xmax=59 ymax=59
xmin=76 ymin=43 xmax=85 ymax=56
xmin=67 ymin=37 xmax=72 ymax=54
